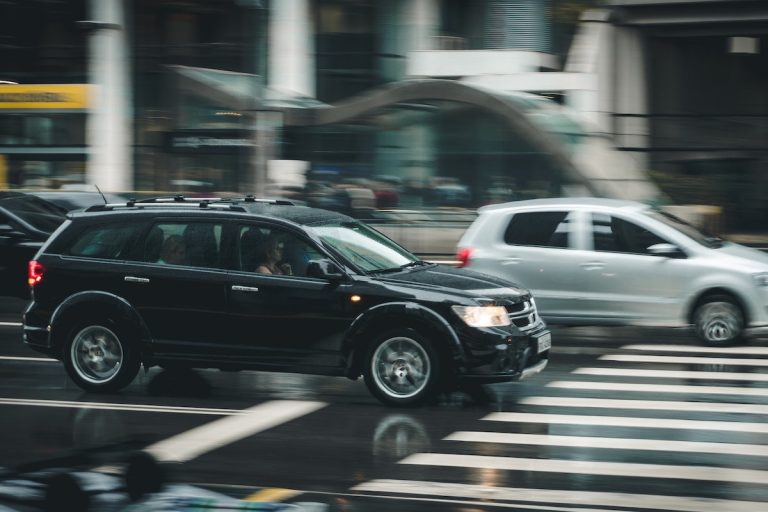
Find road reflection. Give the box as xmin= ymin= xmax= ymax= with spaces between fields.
xmin=372 ymin=414 xmax=431 ymax=463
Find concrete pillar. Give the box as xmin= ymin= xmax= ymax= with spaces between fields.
xmin=86 ymin=0 xmax=132 ymax=192
xmin=612 ymin=26 xmax=649 ymax=169
xmin=268 ymin=0 xmax=314 ymax=98
xmin=404 ymin=0 xmax=439 ymax=52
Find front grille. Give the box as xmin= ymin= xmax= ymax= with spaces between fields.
xmin=505 ymin=300 xmax=539 ymax=332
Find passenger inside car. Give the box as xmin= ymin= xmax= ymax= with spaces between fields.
xmin=158 ymin=235 xmax=188 ymax=265
xmin=254 ymin=234 xmax=292 ymax=275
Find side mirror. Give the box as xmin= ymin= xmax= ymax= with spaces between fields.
xmin=647 ymin=243 xmax=685 ymax=258
xmin=306 ymin=259 xmax=346 ymax=281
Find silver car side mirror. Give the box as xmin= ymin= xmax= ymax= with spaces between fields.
xmin=647 ymin=243 xmax=685 ymax=258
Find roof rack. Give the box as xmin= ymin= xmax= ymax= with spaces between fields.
xmin=84 ymin=195 xmax=294 ymax=212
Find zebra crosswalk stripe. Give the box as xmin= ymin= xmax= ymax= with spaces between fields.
xmin=400 ymin=453 xmax=768 ymax=485
xmin=520 ymin=396 xmax=768 ymax=415
xmin=574 ymin=367 xmax=768 ymax=381
xmin=445 ymin=431 xmax=768 ymax=457
xmin=351 ymin=479 xmax=767 ymax=512
xmin=547 ymin=380 xmax=768 ymax=397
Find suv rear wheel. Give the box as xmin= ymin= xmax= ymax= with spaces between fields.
xmin=364 ymin=328 xmax=440 ymax=406
xmin=64 ymin=321 xmax=140 ymax=392
xmin=693 ymin=295 xmax=744 ymax=346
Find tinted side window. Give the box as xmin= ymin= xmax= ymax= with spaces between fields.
xmin=67 ymin=224 xmax=140 ymax=259
xmin=238 ymin=225 xmax=323 ymax=277
xmin=504 ymin=211 xmax=573 ymax=248
xmin=136 ymin=222 xmax=224 ymax=269
xmin=591 ymin=213 xmax=666 ymax=254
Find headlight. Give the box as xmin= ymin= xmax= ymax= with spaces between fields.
xmin=753 ymin=272 xmax=768 ymax=287
xmin=451 ymin=305 xmax=511 ymax=327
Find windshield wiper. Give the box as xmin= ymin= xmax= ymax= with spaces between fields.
xmin=400 ymin=260 xmax=430 ymax=270
xmin=368 ymin=260 xmax=429 ymax=275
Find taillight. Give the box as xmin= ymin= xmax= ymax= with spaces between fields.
xmin=28 ymin=260 xmax=45 ymax=288
xmin=456 ymin=247 xmax=473 ymax=268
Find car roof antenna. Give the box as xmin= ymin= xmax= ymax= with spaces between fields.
xmin=94 ymin=184 xmax=108 ymax=204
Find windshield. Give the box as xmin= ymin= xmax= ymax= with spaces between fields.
xmin=646 ymin=209 xmax=723 ymax=248
xmin=0 ymin=195 xmax=67 ymax=233
xmin=308 ymin=221 xmax=420 ymax=273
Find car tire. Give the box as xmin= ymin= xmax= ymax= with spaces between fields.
xmin=63 ymin=320 xmax=140 ymax=392
xmin=363 ymin=328 xmax=440 ymax=406
xmin=693 ymin=295 xmax=744 ymax=346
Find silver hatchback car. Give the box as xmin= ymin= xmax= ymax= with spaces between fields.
xmin=457 ymin=198 xmax=768 ymax=346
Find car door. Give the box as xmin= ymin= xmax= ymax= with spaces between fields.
xmin=119 ymin=220 xmax=230 ymax=359
xmin=226 ymin=223 xmax=352 ymax=370
xmin=572 ymin=210 xmax=692 ymax=324
xmin=482 ymin=209 xmax=588 ymax=321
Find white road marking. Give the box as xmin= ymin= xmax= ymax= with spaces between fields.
xmin=145 ymin=400 xmax=326 ymax=463
xmin=445 ymin=431 xmax=768 ymax=457
xmin=520 ymin=396 xmax=768 ymax=415
xmin=482 ymin=412 xmax=768 ymax=434
xmin=601 ymin=354 xmax=768 ymax=366
xmin=548 ymin=380 xmax=768 ymax=397
xmin=0 ymin=322 xmax=22 ymax=327
xmin=0 ymin=355 xmax=56 ymax=362
xmin=621 ymin=344 xmax=768 ymax=355
xmin=400 ymin=453 xmax=768 ymax=485
xmin=352 ymin=479 xmax=768 ymax=512
xmin=574 ymin=367 xmax=768 ymax=382
xmin=0 ymin=397 xmax=240 ymax=415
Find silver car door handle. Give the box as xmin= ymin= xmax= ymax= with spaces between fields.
xmin=501 ymin=257 xmax=521 ymax=265
xmin=124 ymin=276 xmax=150 ymax=283
xmin=231 ymin=285 xmax=259 ymax=293
xmin=580 ymin=261 xmax=605 ymax=271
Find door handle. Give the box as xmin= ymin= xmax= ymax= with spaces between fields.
xmin=231 ymin=285 xmax=259 ymax=293
xmin=580 ymin=261 xmax=605 ymax=271
xmin=501 ymin=257 xmax=521 ymax=265
xmin=124 ymin=276 xmax=149 ymax=283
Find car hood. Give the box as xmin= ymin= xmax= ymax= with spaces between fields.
xmin=715 ymin=242 xmax=768 ymax=269
xmin=376 ymin=264 xmax=531 ymax=304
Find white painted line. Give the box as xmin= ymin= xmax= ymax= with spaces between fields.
xmin=351 ymin=479 xmax=768 ymax=512
xmin=601 ymin=354 xmax=768 ymax=366
xmin=548 ymin=380 xmax=768 ymax=397
xmin=400 ymin=453 xmax=768 ymax=485
xmin=621 ymin=344 xmax=768 ymax=355
xmin=146 ymin=400 xmax=326 ymax=463
xmin=520 ymin=396 xmax=768 ymax=415
xmin=482 ymin=412 xmax=768 ymax=434
xmin=0 ymin=397 xmax=240 ymax=415
xmin=0 ymin=355 xmax=57 ymax=362
xmin=445 ymin=431 xmax=768 ymax=457
xmin=574 ymin=367 xmax=768 ymax=382
xmin=0 ymin=322 xmax=22 ymax=327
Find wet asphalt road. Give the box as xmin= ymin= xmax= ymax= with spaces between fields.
xmin=1 ymin=298 xmax=768 ymax=511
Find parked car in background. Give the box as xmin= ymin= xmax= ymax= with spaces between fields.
xmin=457 ymin=197 xmax=768 ymax=346
xmin=23 ymin=196 xmax=549 ymax=405
xmin=21 ymin=189 xmax=128 ymax=211
xmin=0 ymin=192 xmax=67 ymax=298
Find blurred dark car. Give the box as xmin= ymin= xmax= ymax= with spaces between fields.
xmin=23 ymin=190 xmax=127 ymax=211
xmin=0 ymin=192 xmax=67 ymax=298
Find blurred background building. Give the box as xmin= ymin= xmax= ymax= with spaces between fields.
xmin=0 ymin=0 xmax=766 ymax=231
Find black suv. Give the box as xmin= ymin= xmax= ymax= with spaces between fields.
xmin=22 ymin=196 xmax=550 ymax=406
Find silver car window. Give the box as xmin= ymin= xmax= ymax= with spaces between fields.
xmin=503 ymin=211 xmax=574 ymax=248
xmin=591 ymin=213 xmax=666 ymax=254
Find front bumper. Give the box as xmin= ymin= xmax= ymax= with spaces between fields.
xmin=456 ymin=324 xmax=550 ymax=383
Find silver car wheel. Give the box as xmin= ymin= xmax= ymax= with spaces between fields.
xmin=371 ymin=336 xmax=430 ymax=400
xmin=70 ymin=325 xmax=124 ymax=384
xmin=695 ymin=300 xmax=743 ymax=345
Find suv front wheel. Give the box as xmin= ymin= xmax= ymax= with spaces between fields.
xmin=63 ymin=321 xmax=140 ymax=392
xmin=364 ymin=328 xmax=440 ymax=406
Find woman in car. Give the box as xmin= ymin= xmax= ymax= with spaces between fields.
xmin=254 ymin=235 xmax=292 ymax=275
